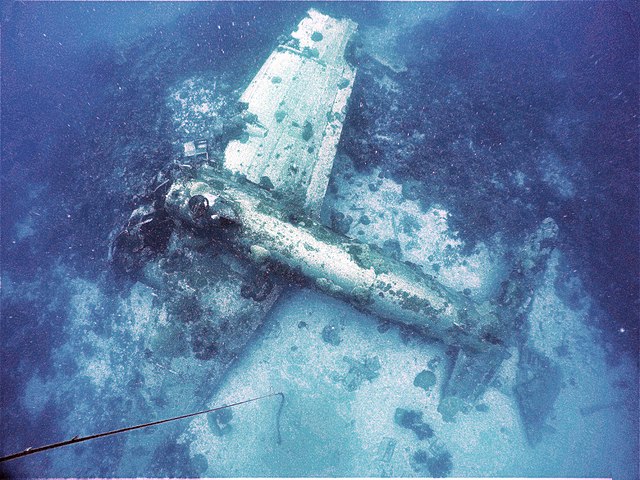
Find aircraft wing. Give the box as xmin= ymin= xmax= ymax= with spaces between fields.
xmin=224 ymin=9 xmax=358 ymax=218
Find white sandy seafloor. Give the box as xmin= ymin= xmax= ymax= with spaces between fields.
xmin=179 ymin=159 xmax=638 ymax=478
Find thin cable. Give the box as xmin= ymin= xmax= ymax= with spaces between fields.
xmin=274 ymin=392 xmax=285 ymax=445
xmin=0 ymin=392 xmax=282 ymax=463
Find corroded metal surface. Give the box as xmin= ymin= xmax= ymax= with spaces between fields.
xmin=166 ymin=166 xmax=503 ymax=353
xmin=223 ymin=9 xmax=357 ymax=217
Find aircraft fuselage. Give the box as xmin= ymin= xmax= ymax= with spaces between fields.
xmin=166 ymin=165 xmax=505 ymax=353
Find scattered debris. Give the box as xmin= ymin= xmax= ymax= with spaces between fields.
xmin=332 ymin=355 xmax=381 ymax=391
xmin=375 ymin=437 xmax=396 ymax=463
xmin=411 ymin=441 xmax=453 ymax=478
xmin=437 ymin=395 xmax=469 ymax=424
xmin=208 ymin=408 xmax=233 ymax=436
xmin=394 ymin=408 xmax=434 ymax=440
xmin=183 ymin=138 xmax=209 ymax=160
xmin=413 ymin=369 xmax=437 ymax=392
xmin=427 ymin=356 xmax=441 ymax=370
xmin=579 ymin=400 xmax=626 ymax=417
xmin=514 ymin=346 xmax=562 ymax=445
xmin=321 ymin=324 xmax=342 ymax=346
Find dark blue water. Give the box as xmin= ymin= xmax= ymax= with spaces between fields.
xmin=1 ymin=2 xmax=638 ymax=477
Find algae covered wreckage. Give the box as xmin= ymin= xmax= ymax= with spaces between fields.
xmin=109 ymin=8 xmax=566 ymax=471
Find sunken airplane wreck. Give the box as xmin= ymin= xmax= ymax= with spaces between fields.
xmin=110 ymin=9 xmax=561 ymax=447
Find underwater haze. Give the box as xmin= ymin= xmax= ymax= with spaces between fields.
xmin=1 ymin=1 xmax=639 ymax=478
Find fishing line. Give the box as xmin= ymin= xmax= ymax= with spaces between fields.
xmin=275 ymin=392 xmax=285 ymax=445
xmin=0 ymin=392 xmax=283 ymax=463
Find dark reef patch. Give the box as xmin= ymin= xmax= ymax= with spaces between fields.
xmin=411 ymin=447 xmax=453 ymax=478
xmin=394 ymin=408 xmax=434 ymax=440
xmin=150 ymin=436 xmax=199 ymax=477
